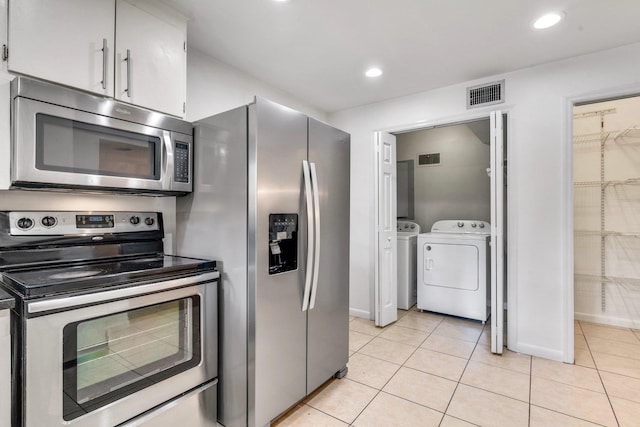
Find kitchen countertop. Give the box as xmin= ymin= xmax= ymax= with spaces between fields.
xmin=0 ymin=288 xmax=14 ymax=310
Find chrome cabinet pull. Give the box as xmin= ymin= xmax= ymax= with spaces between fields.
xmin=124 ymin=49 xmax=132 ymax=97
xmin=101 ymin=38 xmax=107 ymax=90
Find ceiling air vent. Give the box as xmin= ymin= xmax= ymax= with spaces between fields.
xmin=417 ymin=153 xmax=440 ymax=167
xmin=467 ymin=80 xmax=505 ymax=109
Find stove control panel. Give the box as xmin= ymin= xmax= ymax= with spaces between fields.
xmin=9 ymin=211 xmax=160 ymax=236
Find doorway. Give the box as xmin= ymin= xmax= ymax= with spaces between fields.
xmin=374 ymin=111 xmax=508 ymax=353
xmin=397 ymin=120 xmax=491 ymax=231
xmin=572 ymin=95 xmax=640 ymax=366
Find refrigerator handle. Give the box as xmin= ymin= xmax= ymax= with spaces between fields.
xmin=302 ymin=160 xmax=314 ymax=311
xmin=309 ymin=162 xmax=321 ymax=310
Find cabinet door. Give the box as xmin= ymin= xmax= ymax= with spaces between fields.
xmin=8 ymin=0 xmax=115 ymax=96
xmin=115 ymin=0 xmax=186 ymax=117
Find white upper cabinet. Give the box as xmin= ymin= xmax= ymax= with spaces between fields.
xmin=7 ymin=0 xmax=115 ymax=96
xmin=115 ymin=0 xmax=186 ymax=117
xmin=6 ymin=0 xmax=187 ymax=117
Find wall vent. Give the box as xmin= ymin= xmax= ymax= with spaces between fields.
xmin=467 ymin=80 xmax=505 ymax=109
xmin=417 ymin=152 xmax=440 ymax=166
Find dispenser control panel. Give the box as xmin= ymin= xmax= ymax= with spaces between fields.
xmin=268 ymin=213 xmax=298 ymax=275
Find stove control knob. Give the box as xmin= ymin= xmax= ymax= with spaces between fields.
xmin=41 ymin=216 xmax=57 ymax=227
xmin=479 ymin=223 xmax=485 ymax=228
xmin=410 ymin=224 xmax=415 ymax=229
xmin=17 ymin=217 xmax=34 ymax=230
xmin=471 ymin=222 xmax=477 ymax=228
xmin=130 ymin=216 xmax=140 ymax=225
xmin=457 ymin=221 xmax=464 ymax=228
xmin=144 ymin=217 xmax=155 ymax=226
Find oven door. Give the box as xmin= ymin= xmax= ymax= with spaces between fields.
xmin=21 ymin=273 xmax=217 ymax=427
xmin=12 ymin=97 xmax=193 ymax=194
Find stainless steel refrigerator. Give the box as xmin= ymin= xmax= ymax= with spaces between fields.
xmin=176 ymin=98 xmax=350 ymax=427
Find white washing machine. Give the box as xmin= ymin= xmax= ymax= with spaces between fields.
xmin=397 ymin=220 xmax=421 ymax=310
xmin=417 ymin=220 xmax=490 ymax=321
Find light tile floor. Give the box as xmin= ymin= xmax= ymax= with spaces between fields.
xmin=273 ymin=308 xmax=640 ymax=426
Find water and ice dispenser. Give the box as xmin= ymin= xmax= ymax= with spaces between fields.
xmin=268 ymin=214 xmax=298 ymax=274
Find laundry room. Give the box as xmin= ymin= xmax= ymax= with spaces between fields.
xmin=394 ymin=117 xmax=500 ymax=323
xmin=396 ymin=119 xmax=492 ymax=231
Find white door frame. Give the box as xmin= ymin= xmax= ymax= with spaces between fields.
xmin=373 ymin=108 xmax=515 ymax=348
xmin=562 ymin=84 xmax=640 ymax=363
xmin=490 ymin=111 xmax=505 ymax=354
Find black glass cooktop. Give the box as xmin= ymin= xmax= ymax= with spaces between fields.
xmin=0 ymin=255 xmax=217 ymax=298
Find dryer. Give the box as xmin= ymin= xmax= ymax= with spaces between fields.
xmin=397 ymin=221 xmax=421 ymax=310
xmin=417 ymin=220 xmax=490 ymax=321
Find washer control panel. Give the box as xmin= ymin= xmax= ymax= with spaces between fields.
xmin=9 ymin=211 xmax=160 ymax=235
xmin=397 ymin=221 xmax=421 ymax=234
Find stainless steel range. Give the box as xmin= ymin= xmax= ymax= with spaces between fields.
xmin=0 ymin=211 xmax=219 ymax=427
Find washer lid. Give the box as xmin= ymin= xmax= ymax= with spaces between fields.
xmin=430 ymin=220 xmax=490 ymax=235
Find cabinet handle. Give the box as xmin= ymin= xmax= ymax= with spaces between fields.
xmin=101 ymin=39 xmax=107 ymax=90
xmin=124 ymin=49 xmax=132 ymax=98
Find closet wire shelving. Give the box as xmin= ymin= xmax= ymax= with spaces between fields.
xmin=574 ymin=110 xmax=640 ymax=314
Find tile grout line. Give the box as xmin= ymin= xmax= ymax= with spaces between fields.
xmin=348 ymin=312 xmax=448 ymax=426
xmin=528 ymin=345 xmax=532 ymax=427
xmin=529 ymin=403 xmax=613 ymax=426
xmin=579 ymin=320 xmax=622 ymax=427
xmin=437 ymin=319 xmax=485 ymax=426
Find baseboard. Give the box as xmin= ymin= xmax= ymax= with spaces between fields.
xmin=575 ymin=312 xmax=640 ymax=329
xmin=349 ymin=308 xmax=370 ymax=319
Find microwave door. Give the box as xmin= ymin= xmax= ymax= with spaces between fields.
xmin=12 ymin=97 xmax=191 ymax=194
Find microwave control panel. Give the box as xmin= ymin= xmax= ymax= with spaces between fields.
xmin=174 ymin=142 xmax=190 ymax=183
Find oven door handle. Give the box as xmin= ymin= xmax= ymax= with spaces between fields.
xmin=26 ymin=271 xmax=219 ymax=314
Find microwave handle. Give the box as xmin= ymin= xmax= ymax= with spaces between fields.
xmin=163 ymin=132 xmax=173 ymax=181
xmin=124 ymin=49 xmax=132 ymax=98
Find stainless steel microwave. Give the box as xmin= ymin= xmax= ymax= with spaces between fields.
xmin=9 ymin=77 xmax=193 ymax=194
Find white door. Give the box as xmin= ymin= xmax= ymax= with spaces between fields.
xmin=490 ymin=111 xmax=505 ymax=354
xmin=115 ymin=0 xmax=186 ymax=117
xmin=8 ymin=0 xmax=115 ymax=96
xmin=374 ymin=132 xmax=397 ymax=327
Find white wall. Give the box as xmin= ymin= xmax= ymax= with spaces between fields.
xmin=396 ymin=123 xmax=491 ymax=232
xmin=186 ymin=49 xmax=327 ymax=122
xmin=329 ymin=42 xmax=640 ymax=361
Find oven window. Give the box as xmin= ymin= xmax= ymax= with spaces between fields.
xmin=36 ymin=113 xmax=161 ymax=180
xmin=62 ymin=297 xmax=200 ymax=421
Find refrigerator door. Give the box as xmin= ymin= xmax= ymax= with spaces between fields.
xmin=249 ymin=99 xmax=309 ymax=427
xmin=175 ymin=106 xmax=248 ymax=427
xmin=306 ymin=118 xmax=350 ymax=393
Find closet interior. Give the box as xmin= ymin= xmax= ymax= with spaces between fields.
xmin=573 ymin=95 xmax=640 ymax=327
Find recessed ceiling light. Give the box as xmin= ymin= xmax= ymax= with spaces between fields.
xmin=365 ymin=68 xmax=383 ymax=78
xmin=533 ymin=12 xmax=563 ymax=29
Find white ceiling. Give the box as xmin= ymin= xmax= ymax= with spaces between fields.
xmin=163 ymin=0 xmax=640 ymax=113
